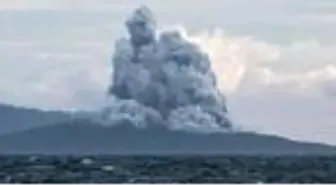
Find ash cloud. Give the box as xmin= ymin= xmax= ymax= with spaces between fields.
xmin=103 ymin=6 xmax=232 ymax=132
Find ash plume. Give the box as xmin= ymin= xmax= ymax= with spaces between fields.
xmin=103 ymin=6 xmax=232 ymax=132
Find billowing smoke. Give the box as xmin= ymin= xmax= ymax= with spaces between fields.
xmin=102 ymin=6 xmax=232 ymax=132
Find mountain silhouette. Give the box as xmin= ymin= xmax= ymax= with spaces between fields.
xmin=0 ymin=104 xmax=70 ymax=135
xmin=0 ymin=118 xmax=335 ymax=155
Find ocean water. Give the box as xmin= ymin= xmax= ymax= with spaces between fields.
xmin=0 ymin=155 xmax=336 ymax=183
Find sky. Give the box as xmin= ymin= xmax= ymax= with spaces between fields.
xmin=0 ymin=0 xmax=335 ymax=145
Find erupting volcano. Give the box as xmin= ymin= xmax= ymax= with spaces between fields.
xmin=0 ymin=6 xmax=335 ymax=155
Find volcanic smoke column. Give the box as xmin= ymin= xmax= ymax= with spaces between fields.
xmin=105 ymin=6 xmax=232 ymax=132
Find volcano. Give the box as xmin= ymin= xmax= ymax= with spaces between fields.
xmin=0 ymin=7 xmax=334 ymax=155
xmin=0 ymin=119 xmax=335 ymax=155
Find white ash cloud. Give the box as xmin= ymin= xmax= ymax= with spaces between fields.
xmin=102 ymin=6 xmax=232 ymax=132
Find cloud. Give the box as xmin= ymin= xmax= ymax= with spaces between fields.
xmin=164 ymin=27 xmax=336 ymax=144
xmin=187 ymin=30 xmax=280 ymax=93
xmin=184 ymin=30 xmax=336 ymax=98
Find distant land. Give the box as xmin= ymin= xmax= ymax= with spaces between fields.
xmin=0 ymin=104 xmax=335 ymax=155
xmin=0 ymin=104 xmax=70 ymax=135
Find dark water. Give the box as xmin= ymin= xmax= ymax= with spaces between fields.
xmin=1 ymin=155 xmax=336 ymax=183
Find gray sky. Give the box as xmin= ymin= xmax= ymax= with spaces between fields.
xmin=0 ymin=0 xmax=335 ymax=145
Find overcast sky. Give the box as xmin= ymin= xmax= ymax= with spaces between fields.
xmin=0 ymin=0 xmax=335 ymax=145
